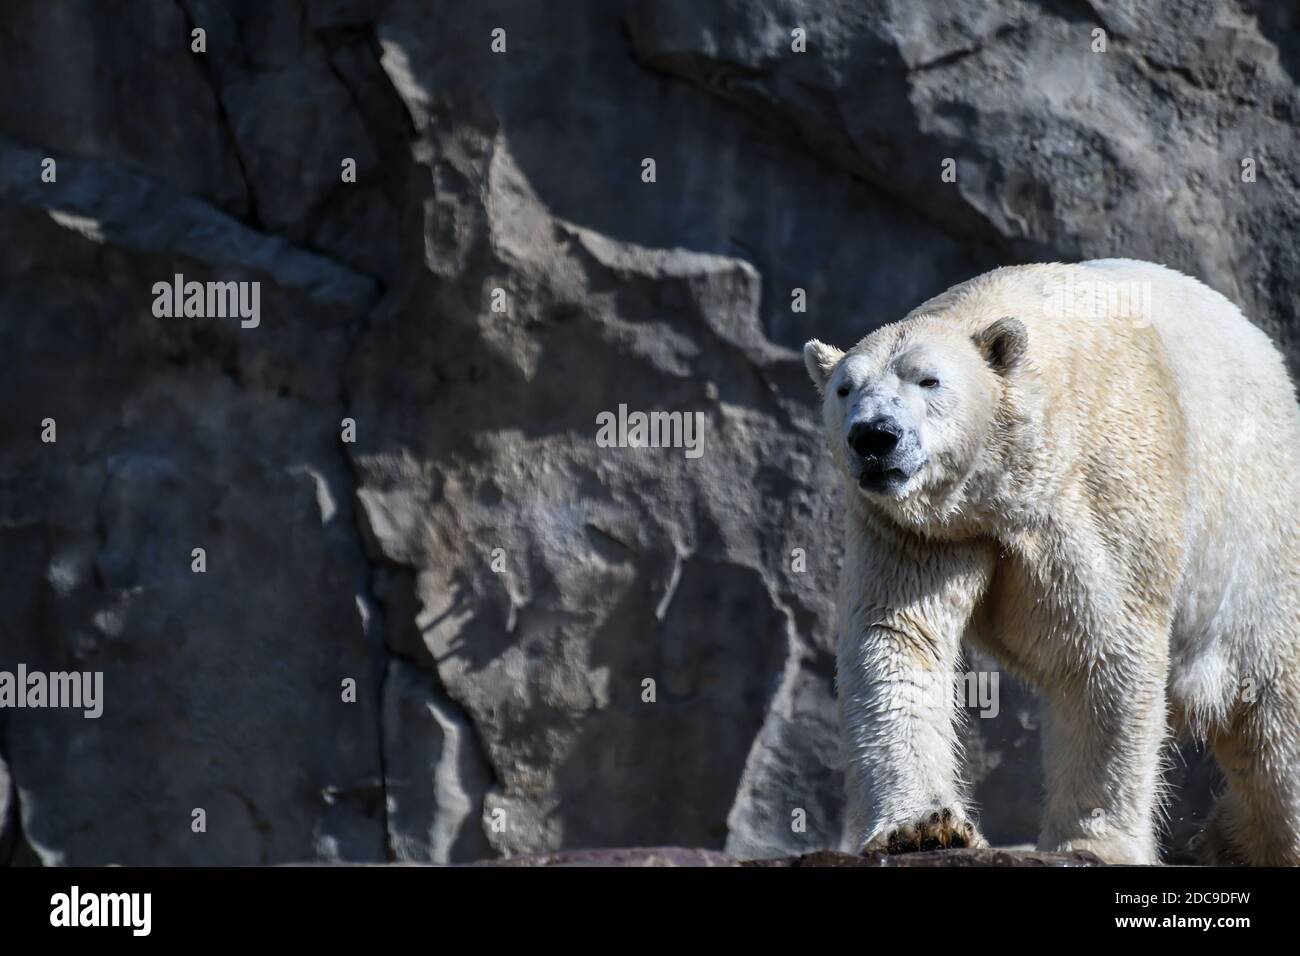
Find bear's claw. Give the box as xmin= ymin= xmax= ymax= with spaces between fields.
xmin=866 ymin=808 xmax=986 ymax=855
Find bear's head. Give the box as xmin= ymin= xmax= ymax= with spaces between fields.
xmin=804 ymin=315 xmax=1028 ymax=522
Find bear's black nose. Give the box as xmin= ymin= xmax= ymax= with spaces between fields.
xmin=848 ymin=418 xmax=902 ymax=458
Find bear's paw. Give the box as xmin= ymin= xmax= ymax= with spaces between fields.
xmin=865 ymin=808 xmax=987 ymax=855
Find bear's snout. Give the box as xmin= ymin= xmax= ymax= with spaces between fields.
xmin=848 ymin=416 xmax=903 ymax=459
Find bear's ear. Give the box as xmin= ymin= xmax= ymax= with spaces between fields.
xmin=803 ymin=339 xmax=845 ymax=393
xmin=973 ymin=317 xmax=1027 ymax=374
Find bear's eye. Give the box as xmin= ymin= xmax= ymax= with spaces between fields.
xmin=836 ymin=383 xmax=851 ymax=397
xmin=919 ymin=377 xmax=940 ymax=389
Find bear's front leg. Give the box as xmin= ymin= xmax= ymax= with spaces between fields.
xmin=837 ymin=529 xmax=995 ymax=855
xmin=840 ymin=623 xmax=986 ymax=854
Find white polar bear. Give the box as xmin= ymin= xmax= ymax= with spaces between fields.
xmin=804 ymin=260 xmax=1300 ymax=865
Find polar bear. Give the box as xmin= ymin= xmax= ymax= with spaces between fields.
xmin=804 ymin=260 xmax=1300 ymax=865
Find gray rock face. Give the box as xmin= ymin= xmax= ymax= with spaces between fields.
xmin=0 ymin=1 xmax=249 ymax=215
xmin=382 ymin=657 xmax=494 ymax=863
xmin=3 ymin=0 xmax=1295 ymax=865
xmin=626 ymin=0 xmax=1300 ymax=375
xmin=0 ymin=130 xmax=384 ymax=865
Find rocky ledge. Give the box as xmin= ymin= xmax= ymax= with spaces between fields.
xmin=471 ymin=847 xmax=1103 ymax=867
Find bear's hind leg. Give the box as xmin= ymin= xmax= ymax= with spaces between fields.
xmin=1201 ymin=685 xmax=1300 ymax=866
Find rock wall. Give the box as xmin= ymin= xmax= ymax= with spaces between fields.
xmin=2 ymin=0 xmax=1296 ymax=864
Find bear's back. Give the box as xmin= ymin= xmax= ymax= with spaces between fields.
xmin=1058 ymin=261 xmax=1299 ymax=694
xmin=913 ymin=260 xmax=1299 ymax=695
